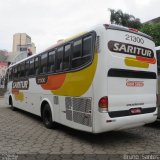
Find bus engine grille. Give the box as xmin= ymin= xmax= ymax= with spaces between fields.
xmin=65 ymin=97 xmax=92 ymax=127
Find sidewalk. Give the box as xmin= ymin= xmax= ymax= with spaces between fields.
xmin=0 ymin=97 xmax=6 ymax=108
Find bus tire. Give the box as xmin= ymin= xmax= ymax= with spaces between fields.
xmin=42 ymin=104 xmax=53 ymax=129
xmin=9 ymin=96 xmax=16 ymax=111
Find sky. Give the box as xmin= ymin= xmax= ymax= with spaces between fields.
xmin=0 ymin=0 xmax=159 ymax=53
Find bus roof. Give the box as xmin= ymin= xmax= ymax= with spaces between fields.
xmin=8 ymin=24 xmax=153 ymax=68
xmin=104 ymin=24 xmax=153 ymax=40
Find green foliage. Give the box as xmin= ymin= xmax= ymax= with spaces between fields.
xmin=109 ymin=9 xmax=142 ymax=29
xmin=108 ymin=9 xmax=160 ymax=46
xmin=140 ymin=23 xmax=160 ymax=46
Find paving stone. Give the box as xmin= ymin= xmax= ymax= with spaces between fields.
xmin=0 ymin=98 xmax=160 ymax=155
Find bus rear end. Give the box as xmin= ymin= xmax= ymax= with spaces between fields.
xmin=93 ymin=24 xmax=157 ymax=133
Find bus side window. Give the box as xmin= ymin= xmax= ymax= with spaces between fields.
xmin=82 ymin=35 xmax=93 ymax=65
xmin=56 ymin=47 xmax=63 ymax=72
xmin=29 ymin=58 xmax=34 ymax=76
xmin=9 ymin=68 xmax=13 ymax=81
xmin=63 ymin=44 xmax=71 ymax=70
xmin=4 ymin=70 xmax=8 ymax=86
xmin=40 ymin=53 xmax=48 ymax=74
xmin=48 ymin=50 xmax=55 ymax=73
xmin=83 ymin=35 xmax=92 ymax=57
xmin=25 ymin=60 xmax=30 ymax=77
xmin=13 ymin=67 xmax=18 ymax=80
xmin=20 ymin=62 xmax=25 ymax=78
xmin=17 ymin=65 xmax=21 ymax=79
xmin=72 ymin=39 xmax=82 ymax=69
xmin=12 ymin=67 xmax=15 ymax=80
xmin=35 ymin=56 xmax=39 ymax=75
xmin=73 ymin=39 xmax=82 ymax=58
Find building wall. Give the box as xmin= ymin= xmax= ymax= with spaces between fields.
xmin=12 ymin=33 xmax=31 ymax=55
xmin=11 ymin=33 xmax=36 ymax=63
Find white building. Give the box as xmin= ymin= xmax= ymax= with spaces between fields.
xmin=11 ymin=33 xmax=36 ymax=63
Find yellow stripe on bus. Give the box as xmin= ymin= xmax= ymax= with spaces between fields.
xmin=15 ymin=92 xmax=24 ymax=101
xmin=125 ymin=57 xmax=149 ymax=68
xmin=52 ymin=53 xmax=98 ymax=96
xmin=64 ymin=32 xmax=86 ymax=42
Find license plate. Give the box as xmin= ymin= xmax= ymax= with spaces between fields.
xmin=130 ymin=108 xmax=141 ymax=114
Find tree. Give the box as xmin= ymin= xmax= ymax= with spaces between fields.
xmin=109 ymin=9 xmax=142 ymax=29
xmin=140 ymin=23 xmax=160 ymax=46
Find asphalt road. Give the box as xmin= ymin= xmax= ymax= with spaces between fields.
xmin=0 ymin=98 xmax=160 ymax=160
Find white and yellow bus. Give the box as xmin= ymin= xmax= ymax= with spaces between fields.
xmin=5 ymin=24 xmax=157 ymax=133
xmin=156 ymin=46 xmax=160 ymax=119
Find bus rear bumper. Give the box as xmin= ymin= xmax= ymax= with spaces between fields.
xmin=93 ymin=110 xmax=157 ymax=133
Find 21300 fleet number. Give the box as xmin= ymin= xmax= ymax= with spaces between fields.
xmin=125 ymin=34 xmax=144 ymax=44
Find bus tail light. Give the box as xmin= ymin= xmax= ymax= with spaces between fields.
xmin=98 ymin=96 xmax=108 ymax=112
xmin=129 ymin=28 xmax=139 ymax=32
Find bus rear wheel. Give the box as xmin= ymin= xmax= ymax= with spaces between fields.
xmin=42 ymin=104 xmax=53 ymax=129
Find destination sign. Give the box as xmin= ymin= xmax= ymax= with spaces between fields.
xmin=12 ymin=79 xmax=29 ymax=90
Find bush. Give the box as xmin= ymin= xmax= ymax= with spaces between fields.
xmin=140 ymin=23 xmax=160 ymax=46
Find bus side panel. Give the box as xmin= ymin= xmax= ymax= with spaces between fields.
xmin=58 ymin=77 xmax=94 ymax=132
